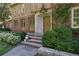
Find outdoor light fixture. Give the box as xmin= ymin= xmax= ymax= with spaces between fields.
xmin=24 ymin=35 xmax=29 ymax=42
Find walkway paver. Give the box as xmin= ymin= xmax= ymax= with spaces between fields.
xmin=3 ymin=45 xmax=38 ymax=56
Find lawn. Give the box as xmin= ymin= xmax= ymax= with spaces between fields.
xmin=0 ymin=41 xmax=14 ymax=55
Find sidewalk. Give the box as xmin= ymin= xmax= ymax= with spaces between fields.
xmin=3 ymin=45 xmax=38 ymax=56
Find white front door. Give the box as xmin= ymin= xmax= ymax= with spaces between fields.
xmin=35 ymin=15 xmax=43 ymax=33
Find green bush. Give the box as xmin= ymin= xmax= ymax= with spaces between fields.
xmin=0 ymin=32 xmax=21 ymax=45
xmin=42 ymin=26 xmax=79 ymax=54
xmin=0 ymin=28 xmax=11 ymax=32
xmin=0 ymin=31 xmax=26 ymax=45
xmin=13 ymin=32 xmax=26 ymax=41
xmin=7 ymin=35 xmax=21 ymax=45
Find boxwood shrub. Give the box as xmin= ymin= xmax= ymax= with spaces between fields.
xmin=42 ymin=26 xmax=79 ymax=54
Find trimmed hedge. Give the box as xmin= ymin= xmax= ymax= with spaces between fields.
xmin=42 ymin=26 xmax=79 ymax=54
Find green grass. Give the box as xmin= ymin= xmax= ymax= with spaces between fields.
xmin=0 ymin=41 xmax=14 ymax=55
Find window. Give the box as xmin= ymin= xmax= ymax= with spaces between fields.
xmin=71 ymin=8 xmax=79 ymax=28
xmin=17 ymin=5 xmax=20 ymax=16
xmin=14 ymin=20 xmax=18 ymax=28
xmin=28 ymin=3 xmax=31 ymax=9
xmin=20 ymin=19 xmax=25 ymax=27
xmin=21 ymin=4 xmax=25 ymax=15
xmin=13 ymin=7 xmax=16 ymax=16
xmin=29 ymin=15 xmax=35 ymax=32
xmin=44 ymin=4 xmax=48 ymax=8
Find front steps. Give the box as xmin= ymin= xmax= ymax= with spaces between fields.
xmin=29 ymin=36 xmax=42 ymax=40
xmin=29 ymin=39 xmax=42 ymax=44
xmin=24 ymin=42 xmax=42 ymax=48
xmin=21 ymin=33 xmax=42 ymax=48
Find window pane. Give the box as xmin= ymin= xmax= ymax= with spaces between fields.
xmin=20 ymin=19 xmax=25 ymax=27
xmin=73 ymin=18 xmax=79 ymax=26
xmin=74 ymin=9 xmax=79 ymax=17
xmin=14 ymin=20 xmax=18 ymax=28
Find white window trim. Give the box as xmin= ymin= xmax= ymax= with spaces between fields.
xmin=71 ymin=7 xmax=79 ymax=28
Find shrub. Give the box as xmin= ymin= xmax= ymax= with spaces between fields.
xmin=0 ymin=28 xmax=11 ymax=32
xmin=7 ymin=35 xmax=21 ymax=45
xmin=0 ymin=31 xmax=26 ymax=45
xmin=43 ymin=26 xmax=72 ymax=48
xmin=13 ymin=32 xmax=26 ymax=41
xmin=42 ymin=26 xmax=79 ymax=54
xmin=0 ymin=32 xmax=21 ymax=45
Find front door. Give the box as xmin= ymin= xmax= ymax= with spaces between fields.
xmin=35 ymin=15 xmax=43 ymax=33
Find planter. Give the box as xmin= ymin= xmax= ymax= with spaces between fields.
xmin=37 ymin=47 xmax=78 ymax=56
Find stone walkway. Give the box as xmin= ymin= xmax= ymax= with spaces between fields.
xmin=3 ymin=45 xmax=38 ymax=56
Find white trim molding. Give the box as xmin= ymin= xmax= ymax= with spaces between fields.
xmin=71 ymin=7 xmax=79 ymax=28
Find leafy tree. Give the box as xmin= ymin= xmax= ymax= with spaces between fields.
xmin=0 ymin=3 xmax=11 ymax=28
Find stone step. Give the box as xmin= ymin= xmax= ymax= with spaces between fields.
xmin=29 ymin=35 xmax=42 ymax=37
xmin=29 ymin=39 xmax=42 ymax=44
xmin=27 ymin=33 xmax=43 ymax=37
xmin=22 ymin=42 xmax=42 ymax=48
xmin=29 ymin=36 xmax=42 ymax=39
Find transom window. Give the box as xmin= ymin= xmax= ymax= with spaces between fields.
xmin=71 ymin=8 xmax=79 ymax=28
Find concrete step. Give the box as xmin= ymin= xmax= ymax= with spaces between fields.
xmin=29 ymin=39 xmax=42 ymax=44
xmin=22 ymin=42 xmax=42 ymax=48
xmin=29 ymin=36 xmax=42 ymax=39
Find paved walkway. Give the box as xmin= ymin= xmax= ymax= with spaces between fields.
xmin=3 ymin=45 xmax=38 ymax=56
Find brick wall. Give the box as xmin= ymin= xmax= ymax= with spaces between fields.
xmin=5 ymin=3 xmax=52 ymax=32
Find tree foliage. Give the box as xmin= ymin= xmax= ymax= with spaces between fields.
xmin=0 ymin=3 xmax=11 ymax=21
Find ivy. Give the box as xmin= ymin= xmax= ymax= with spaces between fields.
xmin=55 ymin=4 xmax=73 ymax=24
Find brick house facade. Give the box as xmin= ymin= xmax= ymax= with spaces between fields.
xmin=5 ymin=3 xmax=52 ymax=33
xmin=5 ymin=3 xmax=79 ymax=33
